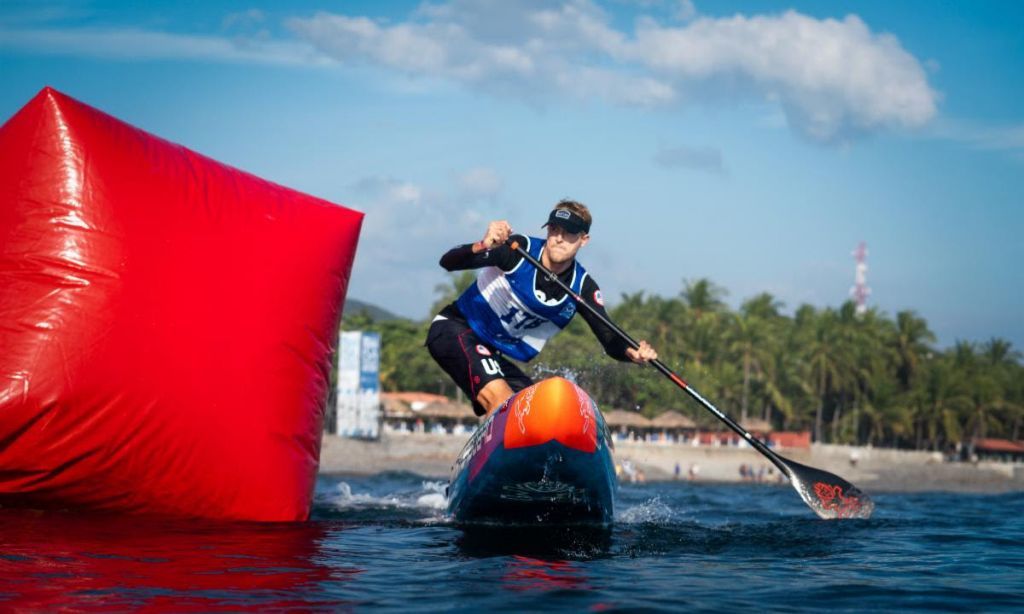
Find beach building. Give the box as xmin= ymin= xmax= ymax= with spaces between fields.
xmin=649 ymin=411 xmax=697 ymax=444
xmin=373 ymin=391 xmax=812 ymax=450
xmin=768 ymin=431 xmax=812 ymax=449
xmin=604 ymin=409 xmax=652 ymax=442
xmin=971 ymin=438 xmax=1024 ymax=463
xmin=381 ymin=392 xmax=477 ymax=435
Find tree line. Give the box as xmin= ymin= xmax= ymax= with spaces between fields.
xmin=342 ymin=273 xmax=1023 ymax=451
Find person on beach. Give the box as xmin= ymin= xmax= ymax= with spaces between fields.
xmin=426 ymin=199 xmax=658 ymax=416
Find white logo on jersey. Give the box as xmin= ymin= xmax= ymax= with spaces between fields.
xmin=593 ymin=290 xmax=604 ymax=306
xmin=481 ymin=358 xmax=504 ymax=376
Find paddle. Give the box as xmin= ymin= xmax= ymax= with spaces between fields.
xmin=508 ymin=240 xmax=874 ymax=520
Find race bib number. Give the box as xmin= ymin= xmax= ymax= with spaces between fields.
xmin=498 ymin=306 xmax=546 ymax=331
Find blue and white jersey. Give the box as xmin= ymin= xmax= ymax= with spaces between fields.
xmin=456 ymin=236 xmax=587 ymax=362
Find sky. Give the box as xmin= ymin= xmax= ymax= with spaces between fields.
xmin=2 ymin=0 xmax=1022 ymax=350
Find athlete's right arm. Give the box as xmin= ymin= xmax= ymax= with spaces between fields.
xmin=439 ymin=233 xmax=525 ymax=272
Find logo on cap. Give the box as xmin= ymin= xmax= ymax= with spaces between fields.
xmin=544 ymin=207 xmax=590 ymax=234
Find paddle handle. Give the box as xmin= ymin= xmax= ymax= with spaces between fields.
xmin=508 ymin=240 xmax=791 ymax=477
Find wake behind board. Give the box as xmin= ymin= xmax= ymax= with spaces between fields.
xmin=447 ymin=377 xmax=616 ymax=526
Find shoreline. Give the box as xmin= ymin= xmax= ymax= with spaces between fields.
xmin=319 ymin=433 xmax=1024 ymax=495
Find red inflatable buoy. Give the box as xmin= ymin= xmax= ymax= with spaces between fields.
xmin=0 ymin=88 xmax=362 ymax=521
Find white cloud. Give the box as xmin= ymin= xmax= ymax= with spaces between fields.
xmin=0 ymin=3 xmax=91 ymax=26
xmin=0 ymin=26 xmax=332 ymax=66
xmin=287 ymin=1 xmax=938 ymax=142
xmin=342 ymin=171 xmax=509 ymax=317
xmin=673 ymin=0 xmax=697 ymax=22
xmin=628 ymin=12 xmax=937 ymax=141
xmin=609 ymin=0 xmax=696 ymax=23
xmin=347 ymin=170 xmax=507 ymax=256
xmin=456 ymin=167 xmax=505 ymax=202
xmin=222 ymin=9 xmax=266 ymax=30
xmin=1 ymin=1 xmax=939 ymax=143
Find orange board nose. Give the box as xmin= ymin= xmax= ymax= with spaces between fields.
xmin=503 ymin=377 xmax=598 ymax=453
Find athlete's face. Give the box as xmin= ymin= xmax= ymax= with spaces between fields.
xmin=544 ymin=224 xmax=589 ymax=269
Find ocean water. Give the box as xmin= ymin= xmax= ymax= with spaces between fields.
xmin=2 ymin=473 xmax=1022 ymax=611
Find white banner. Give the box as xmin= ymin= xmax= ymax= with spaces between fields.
xmin=336 ymin=331 xmax=381 ymax=438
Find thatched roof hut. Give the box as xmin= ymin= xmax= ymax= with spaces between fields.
xmin=604 ymin=409 xmax=652 ymax=429
xmin=381 ymin=396 xmax=415 ymax=419
xmin=650 ymin=410 xmax=696 ymax=429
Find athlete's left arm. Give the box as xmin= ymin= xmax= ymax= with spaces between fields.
xmin=576 ymin=277 xmax=633 ymax=362
xmin=577 ymin=277 xmax=659 ymax=364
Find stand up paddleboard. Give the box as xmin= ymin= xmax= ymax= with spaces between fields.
xmin=447 ymin=377 xmax=616 ymax=526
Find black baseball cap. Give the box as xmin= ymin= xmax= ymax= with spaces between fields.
xmin=542 ymin=208 xmax=590 ymax=234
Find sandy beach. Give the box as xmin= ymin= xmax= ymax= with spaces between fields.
xmin=319 ymin=432 xmax=1024 ymax=494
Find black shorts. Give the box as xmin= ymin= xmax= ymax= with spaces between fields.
xmin=425 ymin=317 xmax=534 ymax=416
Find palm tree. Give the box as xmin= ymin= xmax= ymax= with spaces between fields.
xmin=797 ymin=307 xmax=847 ymax=443
xmin=915 ymin=354 xmax=971 ymax=450
xmin=860 ymin=374 xmax=912 ymax=447
xmin=795 ymin=303 xmax=877 ymax=443
xmin=844 ymin=304 xmax=896 ymax=444
xmin=951 ymin=341 xmax=1004 ymax=445
xmin=741 ymin=292 xmax=783 ymax=320
xmin=728 ymin=293 xmax=784 ymax=422
xmin=980 ymin=337 xmax=1021 ymax=368
xmin=429 ymin=271 xmax=476 ymax=315
xmin=1004 ymin=372 xmax=1024 ymax=441
xmin=680 ymin=278 xmax=728 ymax=369
xmin=893 ymin=310 xmax=936 ymax=391
xmin=681 ymin=278 xmax=727 ymax=317
xmin=761 ymin=341 xmax=806 ymax=428
xmin=978 ymin=338 xmax=1023 ymax=440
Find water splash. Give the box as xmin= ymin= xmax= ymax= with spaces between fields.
xmin=317 ymin=479 xmax=449 ymax=520
xmin=530 ymin=363 xmax=581 ymax=383
xmin=417 ymin=481 xmax=448 ymax=510
xmin=616 ymin=496 xmax=675 ymax=524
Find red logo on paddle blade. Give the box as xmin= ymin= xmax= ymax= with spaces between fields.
xmin=813 ymin=481 xmax=863 ymax=518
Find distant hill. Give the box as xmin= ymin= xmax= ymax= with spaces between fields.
xmin=343 ymin=298 xmax=407 ymax=322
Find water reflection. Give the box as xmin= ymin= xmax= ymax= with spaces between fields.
xmin=0 ymin=509 xmax=360 ymax=610
xmin=502 ymin=556 xmax=590 ymax=592
xmin=455 ymin=525 xmax=612 ymax=560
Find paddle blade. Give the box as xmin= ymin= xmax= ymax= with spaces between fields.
xmin=784 ymin=459 xmax=875 ymax=520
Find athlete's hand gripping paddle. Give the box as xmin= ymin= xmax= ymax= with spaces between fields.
xmin=508 ymin=240 xmax=874 ymax=520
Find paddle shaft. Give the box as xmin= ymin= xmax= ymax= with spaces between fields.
xmin=509 ymin=241 xmax=791 ymax=478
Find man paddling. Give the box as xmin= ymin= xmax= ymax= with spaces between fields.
xmin=426 ymin=199 xmax=658 ymax=416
